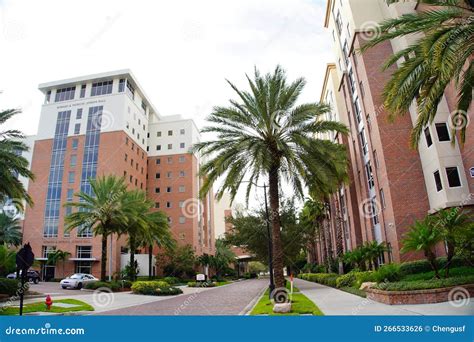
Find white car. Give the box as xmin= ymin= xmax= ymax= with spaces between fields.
xmin=60 ymin=273 xmax=98 ymax=289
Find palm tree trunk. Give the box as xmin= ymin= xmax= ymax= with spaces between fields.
xmin=101 ymin=235 xmax=107 ymax=281
xmin=129 ymin=235 xmax=136 ymax=281
xmin=148 ymin=245 xmax=153 ymax=279
xmin=425 ymin=250 xmax=440 ymax=279
xmin=445 ymin=240 xmax=455 ymax=278
xmin=269 ymin=168 xmax=285 ymax=288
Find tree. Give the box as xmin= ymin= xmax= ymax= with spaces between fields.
xmin=0 ymin=109 xmax=34 ymax=208
xmin=212 ymin=239 xmax=236 ymax=279
xmin=46 ymin=249 xmax=71 ymax=278
xmin=433 ymin=207 xmax=473 ymax=277
xmin=401 ymin=217 xmax=443 ymax=278
xmin=195 ymin=66 xmax=348 ymax=288
xmin=157 ymin=244 xmax=196 ymax=279
xmin=0 ymin=244 xmax=16 ymax=276
xmin=363 ymin=241 xmax=388 ymax=271
xmin=361 ymin=0 xmax=474 ymax=146
xmin=299 ymin=199 xmax=328 ymax=269
xmin=0 ymin=212 xmax=22 ymax=246
xmin=64 ymin=175 xmax=128 ymax=281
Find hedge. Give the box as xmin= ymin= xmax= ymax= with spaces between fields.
xmin=0 ymin=279 xmax=25 ymax=296
xmin=84 ymin=280 xmax=132 ymax=291
xmin=187 ymin=281 xmax=216 ymax=288
xmin=131 ymin=281 xmax=182 ymax=296
xmin=399 ymin=256 xmax=468 ymax=276
xmin=375 ymin=274 xmax=474 ymax=291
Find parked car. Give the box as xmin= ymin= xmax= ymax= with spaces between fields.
xmin=60 ymin=273 xmax=98 ymax=289
xmin=6 ymin=270 xmax=40 ymax=284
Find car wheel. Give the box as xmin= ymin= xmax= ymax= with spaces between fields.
xmin=77 ymin=283 xmax=83 ymax=290
xmin=34 ymin=278 xmax=39 ymax=284
xmin=62 ymin=286 xmax=67 ymax=289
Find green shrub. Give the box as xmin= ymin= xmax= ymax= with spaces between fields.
xmin=84 ymin=281 xmax=133 ymax=292
xmin=163 ymin=277 xmax=180 ymax=285
xmin=399 ymin=256 xmax=469 ymax=276
xmin=155 ymin=287 xmax=183 ymax=296
xmin=336 ymin=273 xmax=356 ymax=288
xmin=375 ymin=275 xmax=474 ymax=291
xmin=374 ymin=264 xmax=401 ymax=283
xmin=131 ymin=281 xmax=170 ymax=295
xmin=187 ymin=281 xmax=216 ymax=288
xmin=353 ymin=271 xmax=376 ymax=288
xmin=300 ymin=273 xmax=339 ymax=286
xmin=403 ymin=266 xmax=474 ymax=282
xmin=0 ymin=279 xmax=23 ymax=296
xmin=243 ymin=272 xmax=258 ymax=279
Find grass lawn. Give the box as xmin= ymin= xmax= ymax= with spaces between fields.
xmin=340 ymin=286 xmax=367 ymax=298
xmin=0 ymin=299 xmax=94 ymax=315
xmin=215 ymin=281 xmax=231 ymax=286
xmin=250 ymin=289 xmax=323 ymax=316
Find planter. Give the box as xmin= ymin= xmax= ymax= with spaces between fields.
xmin=365 ymin=284 xmax=474 ymax=305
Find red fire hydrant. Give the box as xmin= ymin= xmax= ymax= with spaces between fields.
xmin=45 ymin=295 xmax=53 ymax=310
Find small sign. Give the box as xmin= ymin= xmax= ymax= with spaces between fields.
xmin=470 ymin=167 xmax=474 ymax=178
xmin=196 ymin=274 xmax=205 ymax=281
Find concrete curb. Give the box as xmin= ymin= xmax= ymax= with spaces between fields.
xmin=240 ymin=285 xmax=267 ymax=316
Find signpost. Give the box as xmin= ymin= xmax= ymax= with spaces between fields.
xmin=16 ymin=243 xmax=35 ymax=316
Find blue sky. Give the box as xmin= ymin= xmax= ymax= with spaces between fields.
xmin=0 ymin=0 xmax=332 ymax=135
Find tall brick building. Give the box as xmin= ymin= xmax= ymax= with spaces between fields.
xmin=317 ymin=0 xmax=473 ymax=265
xmin=22 ymin=70 xmax=215 ymax=279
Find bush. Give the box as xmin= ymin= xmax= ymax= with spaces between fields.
xmin=155 ymin=287 xmax=183 ymax=296
xmin=374 ymin=264 xmax=401 ymax=283
xmin=336 ymin=273 xmax=356 ymax=288
xmin=353 ymin=271 xmax=376 ymax=288
xmin=243 ymin=272 xmax=258 ymax=279
xmin=399 ymin=256 xmax=469 ymax=276
xmin=302 ymin=264 xmax=326 ymax=274
xmin=0 ymin=279 xmax=23 ymax=296
xmin=131 ymin=281 xmax=170 ymax=295
xmin=375 ymin=275 xmax=474 ymax=291
xmin=163 ymin=277 xmax=180 ymax=285
xmin=299 ymin=273 xmax=339 ymax=286
xmin=187 ymin=281 xmax=216 ymax=288
xmin=84 ymin=280 xmax=132 ymax=291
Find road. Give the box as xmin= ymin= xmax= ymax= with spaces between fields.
xmin=99 ymin=278 xmax=268 ymax=315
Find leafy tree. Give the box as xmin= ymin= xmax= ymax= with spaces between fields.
xmin=64 ymin=175 xmax=128 ymax=281
xmin=0 ymin=244 xmax=16 ymax=276
xmin=211 ymin=239 xmax=236 ymax=279
xmin=401 ymin=217 xmax=443 ymax=278
xmin=363 ymin=241 xmax=388 ymax=271
xmin=0 ymin=212 xmax=22 ymax=246
xmin=0 ymin=109 xmax=34 ymax=207
xmin=46 ymin=249 xmax=70 ymax=278
xmin=248 ymin=261 xmax=267 ymax=274
xmin=361 ymin=0 xmax=474 ymax=146
xmin=157 ymin=244 xmax=197 ymax=280
xmin=195 ymin=66 xmax=348 ymax=287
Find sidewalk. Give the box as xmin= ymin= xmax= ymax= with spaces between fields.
xmin=294 ymin=278 xmax=473 ymax=316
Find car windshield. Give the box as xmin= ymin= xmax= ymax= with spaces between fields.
xmin=69 ymin=274 xmax=83 ymax=279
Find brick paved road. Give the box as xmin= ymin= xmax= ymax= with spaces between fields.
xmin=98 ymin=278 xmax=268 ymax=315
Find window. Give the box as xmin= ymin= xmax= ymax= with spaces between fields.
xmin=125 ymin=153 xmax=128 ymax=161
xmin=166 ymin=202 xmax=172 ymax=208
xmin=179 ymin=216 xmax=186 ymax=224
xmin=42 ymin=246 xmax=56 ymax=258
xmin=424 ymin=127 xmax=433 ymax=147
xmin=70 ymin=155 xmax=77 ymax=167
xmin=74 ymin=123 xmax=80 ymax=134
xmin=157 ymin=131 xmax=162 ymax=137
xmin=76 ymin=246 xmax=92 ymax=259
xmin=75 ymin=261 xmax=92 ymax=273
xmin=180 ymin=143 xmax=185 ymax=149
xmin=179 ymin=186 xmax=185 ymax=193
xmin=67 ymin=189 xmax=74 ymax=201
xmin=373 ymin=150 xmax=380 ymax=169
xmin=119 ymin=79 xmax=125 ymax=92
xmin=180 ymin=129 xmax=185 ymax=135
xmin=434 ymin=170 xmax=443 ymax=192
xmin=167 ymin=157 xmax=173 ymax=164
xmin=380 ymin=188 xmax=386 ymax=209
xmin=155 ymin=202 xmax=160 ymax=209
xmin=141 ymin=101 xmax=147 ymax=113
xmin=166 ymin=172 xmax=172 ymax=178
xmin=129 ymin=175 xmax=133 ymax=183
xmin=45 ymin=90 xmax=51 ymax=103
xmin=55 ymin=86 xmax=76 ymax=102
xmin=68 ymin=171 xmax=75 ymax=184
xmin=359 ymin=81 xmax=365 ymax=98
xmin=131 ymin=143 xmax=135 ymax=151
xmin=179 ymin=156 xmax=185 ymax=163
xmin=72 ymin=139 xmax=78 ymax=150
xmin=155 ymin=173 xmax=161 ymax=179
xmin=80 ymin=84 xmax=86 ymax=98
xmin=446 ymin=167 xmax=461 ymax=187
xmin=76 ymin=108 xmax=83 ymax=119
xmin=435 ymin=123 xmax=450 ymax=142
xmin=131 ymin=158 xmax=134 ymax=166
xmin=125 ymin=137 xmax=129 ymax=145
xmin=166 ymin=187 xmax=172 ymax=193
xmin=155 ymin=187 xmax=160 ymax=193
xmin=156 ymin=145 xmax=161 ymax=151
xmin=168 ymin=130 xmax=173 ymax=136
xmin=335 ymin=10 xmax=342 ymax=34
xmin=156 ymin=158 xmax=161 ymax=165
xmin=168 ymin=144 xmax=173 ymax=150
xmin=179 ymin=201 xmax=184 ymax=208
xmin=179 ymin=171 xmax=185 ymax=177
xmin=126 ymin=80 xmax=135 ymax=99
xmin=91 ymin=80 xmax=113 ymax=96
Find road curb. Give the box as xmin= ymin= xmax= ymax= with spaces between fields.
xmin=240 ymin=284 xmax=267 ymax=316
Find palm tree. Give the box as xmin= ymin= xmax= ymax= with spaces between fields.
xmin=300 ymin=199 xmax=329 ymax=267
xmin=0 ymin=212 xmax=22 ymax=246
xmin=195 ymin=66 xmax=348 ymax=288
xmin=212 ymin=239 xmax=236 ymax=279
xmin=0 ymin=244 xmax=16 ymax=276
xmin=0 ymin=109 xmax=34 ymax=207
xmin=361 ymin=0 xmax=474 ymax=146
xmin=401 ymin=217 xmax=443 ymax=278
xmin=364 ymin=241 xmax=388 ymax=270
xmin=64 ymin=176 xmax=128 ymax=281
xmin=46 ymin=249 xmax=71 ymax=278
xmin=433 ymin=208 xmax=473 ymax=277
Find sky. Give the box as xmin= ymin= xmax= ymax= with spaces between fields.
xmin=0 ymin=0 xmax=333 ymax=208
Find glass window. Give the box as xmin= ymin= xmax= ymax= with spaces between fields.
xmin=119 ymin=79 xmax=125 ymax=92
xmin=155 ymin=202 xmax=160 ymax=209
xmin=380 ymin=188 xmax=386 ymax=209
xmin=179 ymin=186 xmax=185 ymax=193
xmin=76 ymin=108 xmax=83 ymax=119
xmin=55 ymin=86 xmax=76 ymax=102
xmin=156 ymin=173 xmax=161 ymax=179
xmin=168 ymin=144 xmax=172 ymax=150
xmin=80 ymin=85 xmax=86 ymax=98
xmin=179 ymin=171 xmax=185 ymax=177
xmin=167 ymin=157 xmax=173 ymax=164
xmin=141 ymin=101 xmax=147 ymax=113
xmin=156 ymin=158 xmax=161 ymax=165
xmin=180 ymin=129 xmax=185 ymax=135
xmin=167 ymin=172 xmax=172 ymax=178
xmin=91 ymin=80 xmax=113 ymax=96
xmin=166 ymin=202 xmax=172 ymax=208
xmin=180 ymin=143 xmax=185 ymax=149
xmin=179 ymin=201 xmax=184 ymax=208
xmin=76 ymin=246 xmax=92 ymax=259
xmin=74 ymin=123 xmax=81 ymax=134
xmin=446 ymin=167 xmax=461 ymax=187
xmin=424 ymin=127 xmax=433 ymax=147
xmin=68 ymin=171 xmax=75 ymax=184
xmin=126 ymin=80 xmax=135 ymax=99
xmin=155 ymin=187 xmax=160 ymax=193
xmin=179 ymin=216 xmax=185 ymax=224
xmin=434 ymin=170 xmax=443 ymax=192
xmin=45 ymin=90 xmax=51 ymax=103
xmin=166 ymin=187 xmax=171 ymax=193
xmin=156 ymin=145 xmax=161 ymax=151
xmin=168 ymin=130 xmax=173 ymax=136
xmin=67 ymin=189 xmax=74 ymax=201
xmin=157 ymin=131 xmax=162 ymax=137
xmin=72 ymin=139 xmax=79 ymax=149
xmin=70 ymin=155 xmax=77 ymax=167
xmin=42 ymin=246 xmax=56 ymax=258
xmin=435 ymin=123 xmax=450 ymax=142
xmin=179 ymin=156 xmax=185 ymax=163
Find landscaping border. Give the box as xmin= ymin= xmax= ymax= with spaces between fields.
xmin=365 ymin=283 xmax=474 ymax=305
